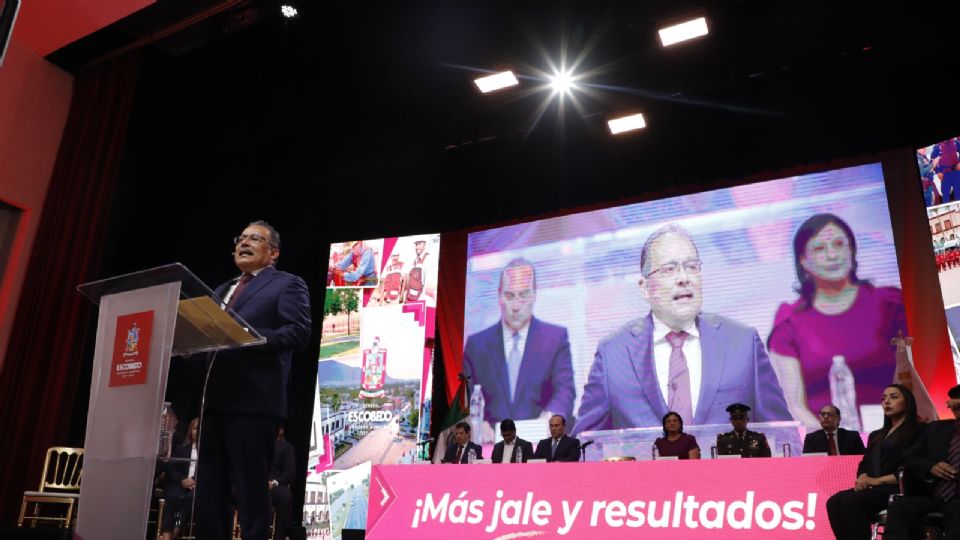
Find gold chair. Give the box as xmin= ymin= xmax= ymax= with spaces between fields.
xmin=17 ymin=447 xmax=84 ymax=529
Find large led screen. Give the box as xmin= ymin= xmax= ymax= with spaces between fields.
xmin=463 ymin=163 xmax=909 ymax=440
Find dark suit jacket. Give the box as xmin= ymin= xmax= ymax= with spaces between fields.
xmin=491 ymin=438 xmax=534 ymax=463
xmin=442 ymin=441 xmax=483 ymax=464
xmin=858 ymin=424 xmax=925 ymax=480
xmin=534 ymin=434 xmax=580 ymax=462
xmin=271 ymin=438 xmax=296 ymax=487
xmin=803 ymin=428 xmax=866 ymax=455
xmin=164 ymin=442 xmax=195 ymax=490
xmin=903 ymin=420 xmax=959 ymax=497
xmin=209 ymin=266 xmax=312 ymax=417
xmin=462 ymin=317 xmax=574 ymax=424
xmin=574 ymin=312 xmax=791 ymax=434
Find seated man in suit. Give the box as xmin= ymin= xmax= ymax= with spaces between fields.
xmin=884 ymin=384 xmax=960 ymax=540
xmin=442 ymin=422 xmax=483 ymax=464
xmin=575 ymin=223 xmax=791 ymax=435
xmin=716 ymin=403 xmax=772 ymax=458
xmin=802 ymin=404 xmax=866 ymax=455
xmin=491 ymin=418 xmax=534 ymax=463
xmin=463 ymin=258 xmax=575 ymax=439
xmin=534 ymin=415 xmax=580 ymax=462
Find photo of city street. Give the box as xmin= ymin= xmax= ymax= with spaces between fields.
xmin=325 ymin=462 xmax=371 ymax=540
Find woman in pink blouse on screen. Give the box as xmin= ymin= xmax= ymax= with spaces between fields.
xmin=767 ymin=214 xmax=907 ymax=431
xmin=653 ymin=412 xmax=701 ymax=459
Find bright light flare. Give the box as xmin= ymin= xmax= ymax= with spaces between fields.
xmin=607 ymin=113 xmax=646 ymax=135
xmin=474 ymin=71 xmax=519 ymax=93
xmin=658 ymin=17 xmax=708 ymax=47
xmin=550 ymin=70 xmax=575 ymax=95
xmin=280 ymin=5 xmax=298 ymax=18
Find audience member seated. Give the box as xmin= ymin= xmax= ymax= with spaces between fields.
xmin=802 ymin=404 xmax=866 ymax=456
xmin=715 ymin=403 xmax=772 ymax=458
xmin=491 ymin=418 xmax=534 ymax=463
xmin=653 ymin=412 xmax=700 ymax=459
xmin=270 ymin=425 xmax=296 ymax=540
xmin=162 ymin=418 xmax=199 ymax=540
xmin=533 ymin=414 xmax=580 ymax=462
xmin=826 ymin=384 xmax=923 ymax=540
xmin=441 ymin=422 xmax=483 ymax=464
xmin=884 ymin=384 xmax=960 ymax=540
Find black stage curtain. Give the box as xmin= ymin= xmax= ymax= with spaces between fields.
xmin=0 ymin=54 xmax=140 ymax=526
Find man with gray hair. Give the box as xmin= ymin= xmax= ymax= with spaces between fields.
xmin=574 ymin=223 xmax=790 ymax=434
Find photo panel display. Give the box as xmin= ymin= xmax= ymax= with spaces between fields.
xmin=916 ymin=138 xmax=960 ymax=382
xmin=464 ymin=163 xmax=912 ymax=442
xmin=307 ymin=233 xmax=440 ymax=534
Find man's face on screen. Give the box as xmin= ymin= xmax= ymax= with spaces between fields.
xmin=499 ymin=265 xmax=536 ymax=331
xmin=501 ymin=429 xmax=517 ymax=444
xmin=801 ymin=223 xmax=853 ymax=285
xmin=454 ymin=427 xmax=470 ymax=446
xmin=640 ymin=233 xmax=702 ymax=329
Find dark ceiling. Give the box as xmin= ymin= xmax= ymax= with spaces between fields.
xmin=49 ymin=0 xmax=960 ymax=264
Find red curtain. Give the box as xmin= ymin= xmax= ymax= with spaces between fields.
xmin=435 ymin=230 xmax=467 ymax=404
xmin=0 ymin=54 xmax=140 ymax=525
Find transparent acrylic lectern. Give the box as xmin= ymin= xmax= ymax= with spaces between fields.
xmin=75 ymin=263 xmax=265 ymax=540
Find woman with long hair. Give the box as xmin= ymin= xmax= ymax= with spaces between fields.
xmin=826 ymin=384 xmax=924 ymax=539
xmin=653 ymin=412 xmax=701 ymax=460
xmin=161 ymin=418 xmax=200 ymax=540
xmin=768 ymin=213 xmax=907 ymax=430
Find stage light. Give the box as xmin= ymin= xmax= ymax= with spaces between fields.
xmin=474 ymin=71 xmax=519 ymax=93
xmin=658 ymin=16 xmax=708 ymax=47
xmin=607 ymin=113 xmax=646 ymax=135
xmin=280 ymin=4 xmax=298 ymax=18
xmin=550 ymin=70 xmax=575 ymax=95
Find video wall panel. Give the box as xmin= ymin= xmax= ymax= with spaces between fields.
xmin=463 ymin=163 xmax=911 ymax=438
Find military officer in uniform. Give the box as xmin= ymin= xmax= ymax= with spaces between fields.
xmin=715 ymin=403 xmax=771 ymax=458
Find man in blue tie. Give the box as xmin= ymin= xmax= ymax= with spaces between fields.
xmin=534 ymin=415 xmax=581 ymax=462
xmin=462 ymin=258 xmax=574 ymax=440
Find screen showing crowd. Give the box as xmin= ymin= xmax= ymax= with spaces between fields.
xmin=463 ymin=163 xmax=906 ymax=440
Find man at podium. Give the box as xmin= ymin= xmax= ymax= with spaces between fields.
xmin=197 ymin=220 xmax=312 ymax=540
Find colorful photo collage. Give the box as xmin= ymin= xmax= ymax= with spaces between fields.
xmin=305 ymin=234 xmax=440 ymax=536
xmin=917 ymin=140 xmax=960 ymax=381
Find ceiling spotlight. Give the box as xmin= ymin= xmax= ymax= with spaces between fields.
xmin=658 ymin=16 xmax=708 ymax=47
xmin=280 ymin=4 xmax=298 ymax=18
xmin=550 ymin=70 xmax=575 ymax=95
xmin=608 ymin=113 xmax=647 ymax=135
xmin=474 ymin=71 xmax=519 ymax=94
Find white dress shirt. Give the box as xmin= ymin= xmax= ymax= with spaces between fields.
xmin=502 ymin=440 xmax=516 ymax=463
xmin=651 ymin=315 xmax=702 ymax=415
xmin=501 ymin=321 xmax=529 ymax=361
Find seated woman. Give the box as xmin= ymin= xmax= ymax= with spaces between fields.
xmin=653 ymin=412 xmax=700 ymax=460
xmin=768 ymin=213 xmax=907 ymax=430
xmin=826 ymin=384 xmax=923 ymax=540
xmin=161 ymin=418 xmax=199 ymax=540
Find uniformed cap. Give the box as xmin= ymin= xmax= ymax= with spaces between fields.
xmin=726 ymin=403 xmax=751 ymax=417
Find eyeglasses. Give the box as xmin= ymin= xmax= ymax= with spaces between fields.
xmin=233 ymin=233 xmax=272 ymax=246
xmin=647 ymin=259 xmax=702 ymax=277
xmin=819 ymin=411 xmax=838 ymax=418
xmin=501 ymin=289 xmax=534 ymax=302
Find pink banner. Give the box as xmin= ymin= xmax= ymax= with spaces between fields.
xmin=367 ymin=456 xmax=859 ymax=539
